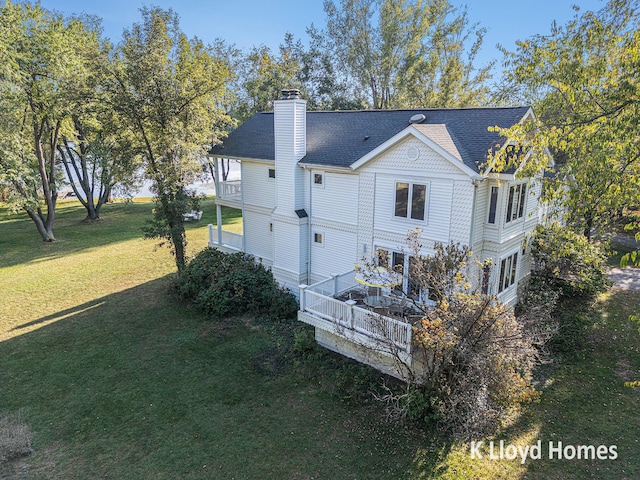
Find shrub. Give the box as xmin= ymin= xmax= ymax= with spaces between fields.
xmin=531 ymin=222 xmax=611 ymax=297
xmin=176 ymin=248 xmax=298 ymax=320
xmin=373 ymin=242 xmax=554 ymax=440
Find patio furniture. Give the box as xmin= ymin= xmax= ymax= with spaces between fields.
xmin=363 ymin=295 xmax=393 ymax=308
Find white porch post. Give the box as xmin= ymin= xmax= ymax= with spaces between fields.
xmin=346 ymin=299 xmax=356 ymax=330
xmin=298 ymin=284 xmax=308 ymax=311
xmin=213 ymin=157 xmax=223 ymax=246
xmin=216 ymin=204 xmax=223 ymax=246
xmin=332 ymin=273 xmax=339 ymax=297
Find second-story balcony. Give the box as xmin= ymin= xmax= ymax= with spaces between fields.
xmin=217 ymin=180 xmax=242 ymax=205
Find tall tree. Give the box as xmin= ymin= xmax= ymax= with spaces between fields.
xmin=0 ymin=1 xmax=101 ymax=240
xmin=489 ymin=0 xmax=640 ymax=249
xmin=110 ymin=7 xmax=232 ymax=272
xmin=321 ymin=0 xmax=492 ymax=109
xmin=56 ymin=26 xmax=141 ymax=220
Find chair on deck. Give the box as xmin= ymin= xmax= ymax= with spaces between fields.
xmin=387 ymin=304 xmax=405 ymax=319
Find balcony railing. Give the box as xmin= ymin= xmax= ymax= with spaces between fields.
xmin=217 ymin=180 xmax=242 ymax=202
xmin=208 ymin=224 xmax=243 ymax=252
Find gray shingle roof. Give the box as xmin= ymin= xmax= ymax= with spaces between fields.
xmin=210 ymin=106 xmax=531 ymax=173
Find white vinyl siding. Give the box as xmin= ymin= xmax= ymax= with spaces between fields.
xmin=312 ymin=173 xmax=358 ymax=225
xmin=242 ymin=162 xmax=276 ymax=208
xmin=243 ymin=209 xmax=273 ymax=262
xmin=310 ymin=228 xmax=358 ymax=279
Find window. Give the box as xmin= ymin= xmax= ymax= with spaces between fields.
xmin=313 ymin=232 xmax=323 ymax=245
xmin=395 ymin=182 xmax=426 ymax=221
xmin=268 ymin=168 xmax=275 ymax=178
xmin=488 ymin=186 xmax=498 ymax=224
xmin=313 ymin=172 xmax=323 ymax=186
xmin=374 ymin=248 xmax=427 ymax=300
xmin=498 ymin=252 xmax=518 ymax=293
xmin=505 ymin=184 xmax=527 ymax=223
xmin=481 ymin=263 xmax=492 ymax=294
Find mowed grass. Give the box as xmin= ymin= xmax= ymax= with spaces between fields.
xmin=0 ymin=199 xmax=434 ymax=479
xmin=1 ymin=199 xmax=639 ymax=479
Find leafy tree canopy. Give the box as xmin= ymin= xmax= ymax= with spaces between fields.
xmin=488 ymin=0 xmax=640 ymax=251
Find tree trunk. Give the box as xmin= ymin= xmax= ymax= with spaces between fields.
xmin=583 ymin=211 xmax=594 ymax=241
xmin=25 ymin=207 xmax=56 ymax=241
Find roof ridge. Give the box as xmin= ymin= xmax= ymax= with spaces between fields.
xmin=257 ymin=106 xmax=531 ymax=114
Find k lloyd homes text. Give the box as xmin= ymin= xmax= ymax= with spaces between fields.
xmin=470 ymin=441 xmax=619 ymax=464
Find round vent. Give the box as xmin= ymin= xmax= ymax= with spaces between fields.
xmin=409 ymin=113 xmax=426 ymax=124
xmin=406 ymin=146 xmax=420 ymax=161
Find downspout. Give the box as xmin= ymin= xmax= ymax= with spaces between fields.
xmin=241 ymin=161 xmax=246 ymax=252
xmin=307 ymin=168 xmax=312 ymax=285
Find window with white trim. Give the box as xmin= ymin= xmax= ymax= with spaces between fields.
xmin=313 ymin=172 xmax=324 ymax=187
xmin=268 ymin=168 xmax=276 ymax=178
xmin=313 ymin=232 xmax=323 ymax=245
xmin=505 ymin=183 xmax=527 ymax=223
xmin=498 ymin=252 xmax=518 ymax=293
xmin=487 ymin=186 xmax=499 ymax=224
xmin=395 ymin=182 xmax=427 ymax=221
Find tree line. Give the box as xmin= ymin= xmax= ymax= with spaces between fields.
xmin=0 ymin=0 xmax=638 ymax=272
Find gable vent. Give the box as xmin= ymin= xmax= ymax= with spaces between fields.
xmin=409 ymin=113 xmax=426 ymax=124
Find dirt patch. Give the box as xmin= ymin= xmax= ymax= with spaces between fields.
xmin=614 ymin=357 xmax=634 ymax=382
xmin=0 ymin=414 xmax=32 ymax=466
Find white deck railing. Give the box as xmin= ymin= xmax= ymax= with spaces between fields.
xmin=218 ymin=180 xmax=242 ymax=202
xmin=300 ymin=275 xmax=412 ymax=354
xmin=307 ymin=270 xmax=359 ymax=297
xmin=208 ymin=224 xmax=243 ymax=251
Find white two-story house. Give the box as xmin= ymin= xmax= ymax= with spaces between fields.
xmin=209 ymin=90 xmax=545 ymax=378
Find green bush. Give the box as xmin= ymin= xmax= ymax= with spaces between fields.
xmin=176 ymin=248 xmax=299 ymax=320
xmin=531 ymin=222 xmax=611 ymax=297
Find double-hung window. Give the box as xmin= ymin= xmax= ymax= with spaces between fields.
xmin=505 ymin=183 xmax=527 ymax=223
xmin=498 ymin=252 xmax=518 ymax=293
xmin=395 ymin=182 xmax=427 ymax=221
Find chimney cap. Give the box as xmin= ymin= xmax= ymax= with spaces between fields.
xmin=281 ymin=89 xmax=301 ymax=100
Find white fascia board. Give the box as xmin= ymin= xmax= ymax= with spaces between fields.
xmin=214 ymin=155 xmax=274 ymax=165
xmin=349 ymin=126 xmax=481 ymax=179
xmin=299 ymin=163 xmax=353 ymax=174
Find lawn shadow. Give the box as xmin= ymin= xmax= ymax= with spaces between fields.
xmin=0 ymin=198 xmax=232 ymax=269
xmin=0 ymin=274 xmax=442 ymax=479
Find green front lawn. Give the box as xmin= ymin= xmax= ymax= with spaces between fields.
xmin=1 ymin=199 xmax=639 ymax=479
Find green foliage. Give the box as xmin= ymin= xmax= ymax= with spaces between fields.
xmin=319 ymin=0 xmax=492 ymax=109
xmin=531 ymin=222 xmax=611 ymax=297
xmin=111 ymin=7 xmax=233 ymax=271
xmin=518 ymin=276 xmax=587 ymax=355
xmin=0 ymin=1 xmax=104 ymax=240
xmin=491 ymin=0 xmax=640 ymax=240
xmin=175 ymin=247 xmax=298 ymax=321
